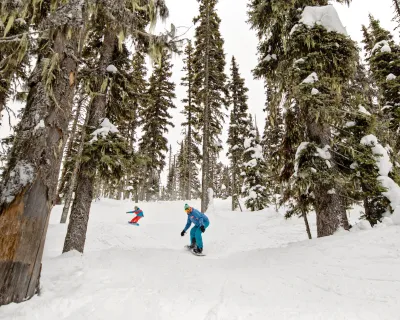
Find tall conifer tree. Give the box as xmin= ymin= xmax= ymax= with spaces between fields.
xmin=193 ymin=0 xmax=227 ymax=212
xmin=227 ymin=56 xmax=250 ymax=210
xmin=181 ymin=41 xmax=201 ymax=200
xmin=139 ymin=50 xmax=176 ymax=200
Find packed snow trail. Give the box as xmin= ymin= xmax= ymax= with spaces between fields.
xmin=1 ymin=199 xmax=400 ymax=319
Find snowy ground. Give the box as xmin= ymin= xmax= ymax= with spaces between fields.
xmin=1 ymin=198 xmax=400 ymax=319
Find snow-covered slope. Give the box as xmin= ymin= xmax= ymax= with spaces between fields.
xmin=1 ymin=199 xmax=400 ymax=319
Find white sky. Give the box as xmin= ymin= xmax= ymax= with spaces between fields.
xmin=1 ymin=0 xmax=397 ymax=182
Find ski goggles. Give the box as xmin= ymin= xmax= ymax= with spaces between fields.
xmin=185 ymin=207 xmax=192 ymax=213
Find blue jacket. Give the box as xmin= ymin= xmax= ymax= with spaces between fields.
xmin=184 ymin=208 xmax=209 ymax=232
xmin=127 ymin=209 xmax=144 ymax=217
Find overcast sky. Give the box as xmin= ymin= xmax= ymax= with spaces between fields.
xmin=0 ymin=0 xmax=398 ymax=182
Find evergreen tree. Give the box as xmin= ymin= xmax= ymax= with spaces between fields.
xmin=362 ymin=16 xmax=400 ymax=153
xmin=193 ymin=0 xmax=228 ymax=212
xmin=166 ymin=146 xmax=178 ymax=200
xmin=181 ymin=40 xmax=201 ymax=200
xmin=262 ymin=86 xmax=285 ymax=206
xmin=249 ymin=1 xmax=357 ymax=236
xmin=242 ymin=117 xmax=269 ymax=211
xmin=139 ymin=50 xmax=176 ymax=200
xmin=227 ymin=56 xmax=250 ymax=210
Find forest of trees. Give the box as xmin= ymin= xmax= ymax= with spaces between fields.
xmin=1 ymin=0 xmax=400 ymax=306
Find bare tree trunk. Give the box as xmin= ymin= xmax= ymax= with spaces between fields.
xmin=0 ymin=89 xmax=7 ymax=119
xmin=186 ymin=46 xmax=193 ymax=201
xmin=55 ymin=98 xmax=84 ymax=204
xmin=201 ymin=1 xmax=211 ymax=213
xmin=63 ymin=30 xmax=116 ymax=253
xmin=306 ymin=122 xmax=349 ymax=237
xmin=0 ymin=1 xmax=84 ymax=304
xmin=60 ymin=106 xmax=90 ymax=223
xmin=302 ymin=212 xmax=312 ymax=239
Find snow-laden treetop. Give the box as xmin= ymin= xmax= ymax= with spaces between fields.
xmin=90 ymin=118 xmax=119 ymax=144
xmin=299 ymin=5 xmax=348 ymax=36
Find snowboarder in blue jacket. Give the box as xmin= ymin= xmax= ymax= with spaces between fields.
xmin=181 ymin=204 xmax=210 ymax=254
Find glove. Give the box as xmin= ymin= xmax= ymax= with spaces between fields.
xmin=200 ymin=225 xmax=205 ymax=233
xmin=181 ymin=230 xmax=185 ymax=237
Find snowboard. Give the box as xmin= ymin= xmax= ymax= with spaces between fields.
xmin=128 ymin=222 xmax=140 ymax=226
xmin=184 ymin=245 xmax=205 ymax=256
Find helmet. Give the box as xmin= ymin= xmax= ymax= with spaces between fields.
xmin=134 ymin=205 xmax=139 ymax=210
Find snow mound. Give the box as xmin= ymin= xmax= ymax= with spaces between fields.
xmin=1 ymin=161 xmax=35 ymax=203
xmin=106 ymin=65 xmax=118 ymax=73
xmin=360 ymin=135 xmax=392 ymax=176
xmin=90 ymin=118 xmax=119 ymax=144
xmin=353 ymin=220 xmax=372 ymax=231
xmin=294 ymin=142 xmax=309 ymax=177
xmin=311 ymin=88 xmax=320 ymax=95
xmin=345 ymin=121 xmax=356 ymax=128
xmin=34 ymin=119 xmax=45 ymax=131
xmin=372 ymin=40 xmax=391 ymax=54
xmin=378 ymin=176 xmax=400 ymax=225
xmin=360 ymin=134 xmax=400 ymax=225
xmin=387 ymin=73 xmax=397 ymax=81
xmin=299 ymin=5 xmax=347 ymax=36
xmin=264 ymin=54 xmax=277 ymax=62
xmin=358 ymin=105 xmax=371 ymax=116
xmin=316 ymin=145 xmax=331 ymax=160
xmin=302 ymin=72 xmax=318 ymax=84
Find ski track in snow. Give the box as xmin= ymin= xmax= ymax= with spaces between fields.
xmin=1 ymin=199 xmax=400 ymax=319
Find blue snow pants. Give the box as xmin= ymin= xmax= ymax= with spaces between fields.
xmin=189 ymin=221 xmax=210 ymax=249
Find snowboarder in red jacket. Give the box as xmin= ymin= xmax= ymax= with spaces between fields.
xmin=127 ymin=206 xmax=144 ymax=224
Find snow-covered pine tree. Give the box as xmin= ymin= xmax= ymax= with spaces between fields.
xmin=176 ymin=135 xmax=201 ymax=200
xmin=242 ymin=117 xmax=269 ymax=211
xmin=64 ymin=1 xmax=172 ymax=254
xmin=139 ymin=49 xmax=176 ymax=201
xmin=193 ymin=0 xmax=228 ymax=212
xmin=362 ymin=16 xmax=400 ymax=154
xmin=330 ymin=61 xmax=392 ymax=226
xmin=262 ymin=85 xmax=285 ymax=207
xmin=249 ymin=1 xmax=357 ymax=236
xmin=212 ymin=160 xmax=224 ymax=198
xmin=0 ymin=0 xmax=85 ymax=305
xmin=166 ymin=147 xmax=178 ymax=200
xmin=181 ymin=40 xmax=201 ymax=200
xmin=227 ymin=56 xmax=250 ymax=210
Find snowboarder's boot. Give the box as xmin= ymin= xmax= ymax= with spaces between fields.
xmin=189 ymin=238 xmax=196 ymax=249
xmin=193 ymin=247 xmax=203 ymax=254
